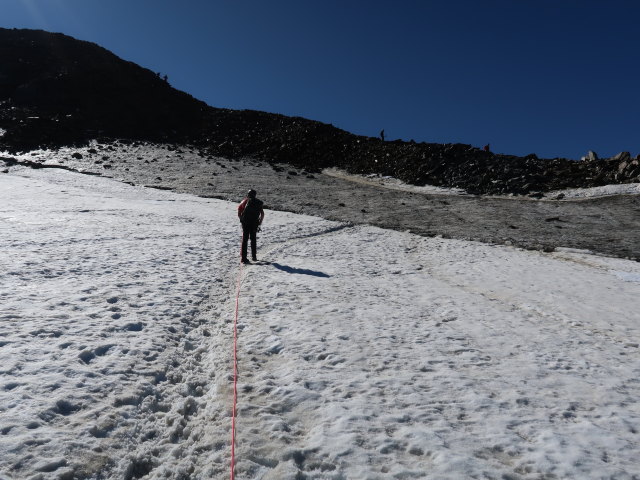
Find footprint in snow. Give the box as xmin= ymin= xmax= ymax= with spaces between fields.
xmin=123 ymin=322 xmax=144 ymax=332
xmin=78 ymin=344 xmax=114 ymax=363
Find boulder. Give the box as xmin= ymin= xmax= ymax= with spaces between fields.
xmin=611 ymin=151 xmax=631 ymax=163
xmin=625 ymin=160 xmax=640 ymax=179
xmin=618 ymin=161 xmax=629 ymax=174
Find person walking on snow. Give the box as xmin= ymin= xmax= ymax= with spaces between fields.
xmin=237 ymin=189 xmax=264 ymax=264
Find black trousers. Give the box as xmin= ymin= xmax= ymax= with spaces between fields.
xmin=241 ymin=223 xmax=257 ymax=260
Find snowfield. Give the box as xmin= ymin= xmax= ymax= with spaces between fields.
xmin=325 ymin=167 xmax=640 ymax=200
xmin=1 ymin=168 xmax=639 ymax=479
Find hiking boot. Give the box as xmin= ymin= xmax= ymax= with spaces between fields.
xmin=241 ymin=258 xmax=251 ymax=265
xmin=251 ymin=256 xmax=258 ymax=262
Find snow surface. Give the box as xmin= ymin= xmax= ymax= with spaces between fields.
xmin=547 ymin=182 xmax=640 ymax=199
xmin=1 ymin=168 xmax=640 ymax=479
xmin=325 ymin=167 xmax=640 ymax=200
xmin=323 ymin=168 xmax=468 ymax=196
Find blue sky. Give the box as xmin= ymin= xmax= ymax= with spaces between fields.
xmin=2 ymin=0 xmax=639 ymax=159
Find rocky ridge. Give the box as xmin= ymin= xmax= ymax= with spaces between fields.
xmin=1 ymin=27 xmax=639 ymax=196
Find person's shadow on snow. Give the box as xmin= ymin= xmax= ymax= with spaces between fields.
xmin=271 ymin=263 xmax=330 ymax=278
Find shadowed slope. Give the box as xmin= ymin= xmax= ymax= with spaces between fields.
xmin=1 ymin=28 xmax=639 ymax=195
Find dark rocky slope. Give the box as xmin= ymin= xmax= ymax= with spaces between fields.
xmin=1 ymin=28 xmax=639 ymax=195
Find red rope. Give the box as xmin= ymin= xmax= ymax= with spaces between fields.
xmin=230 ymin=261 xmax=243 ymax=480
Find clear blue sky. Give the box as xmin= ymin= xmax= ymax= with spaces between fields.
xmin=2 ymin=0 xmax=639 ymax=159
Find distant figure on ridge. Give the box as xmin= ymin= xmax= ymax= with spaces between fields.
xmin=237 ymin=189 xmax=264 ymax=264
xmin=483 ymin=143 xmax=490 ymax=152
xmin=380 ymin=129 xmax=385 ymax=141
